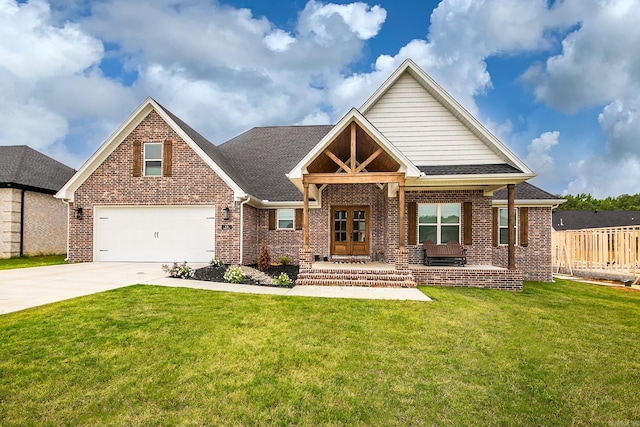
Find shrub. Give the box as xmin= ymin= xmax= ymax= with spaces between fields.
xmin=224 ymin=265 xmax=244 ymax=284
xmin=278 ymin=255 xmax=291 ymax=266
xmin=258 ymin=243 xmax=270 ymax=272
xmin=162 ymin=262 xmax=195 ymax=279
xmin=273 ymin=272 xmax=292 ymax=287
xmin=210 ymin=258 xmax=224 ymax=268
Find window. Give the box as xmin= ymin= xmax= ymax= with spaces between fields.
xmin=498 ymin=208 xmax=518 ymax=245
xmin=418 ymin=203 xmax=460 ymax=244
xmin=144 ymin=143 xmax=162 ymax=176
xmin=277 ymin=209 xmax=294 ymax=230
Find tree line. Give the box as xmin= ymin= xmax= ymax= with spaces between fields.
xmin=555 ymin=193 xmax=640 ymax=211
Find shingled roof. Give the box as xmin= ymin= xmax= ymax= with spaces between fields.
xmin=492 ymin=182 xmax=559 ymax=201
xmin=0 ymin=146 xmax=75 ymax=194
xmin=553 ymin=210 xmax=640 ymax=230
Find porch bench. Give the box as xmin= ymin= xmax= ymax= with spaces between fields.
xmin=423 ymin=240 xmax=467 ymax=267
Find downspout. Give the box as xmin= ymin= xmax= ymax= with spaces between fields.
xmin=62 ymin=200 xmax=71 ymax=261
xmin=239 ymin=196 xmax=251 ymax=264
xmin=19 ymin=189 xmax=25 ymax=257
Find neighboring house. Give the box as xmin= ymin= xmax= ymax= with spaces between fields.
xmin=0 ymin=146 xmax=76 ymax=258
xmin=56 ymin=59 xmax=564 ymax=289
xmin=553 ymin=210 xmax=640 ymax=230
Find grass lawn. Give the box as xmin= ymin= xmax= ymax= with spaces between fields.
xmin=0 ymin=280 xmax=639 ymax=426
xmin=0 ymin=254 xmax=67 ymax=270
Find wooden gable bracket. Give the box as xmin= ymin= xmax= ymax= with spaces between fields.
xmin=324 ymin=149 xmax=352 ymax=173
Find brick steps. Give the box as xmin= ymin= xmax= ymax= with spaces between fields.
xmin=297 ymin=269 xmax=416 ymax=288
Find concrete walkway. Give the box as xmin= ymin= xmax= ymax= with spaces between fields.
xmin=0 ymin=262 xmax=430 ymax=315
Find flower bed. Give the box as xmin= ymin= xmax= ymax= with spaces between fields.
xmin=191 ymin=264 xmax=298 ymax=287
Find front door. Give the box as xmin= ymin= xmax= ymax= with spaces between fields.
xmin=331 ymin=206 xmax=370 ymax=256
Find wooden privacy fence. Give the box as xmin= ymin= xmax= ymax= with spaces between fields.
xmin=553 ymin=226 xmax=640 ymax=281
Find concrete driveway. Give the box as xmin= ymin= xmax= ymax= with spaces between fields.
xmin=0 ymin=262 xmax=430 ymax=315
xmin=0 ymin=262 xmax=170 ymax=315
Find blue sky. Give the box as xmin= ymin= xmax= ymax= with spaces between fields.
xmin=2 ymin=0 xmax=640 ymax=197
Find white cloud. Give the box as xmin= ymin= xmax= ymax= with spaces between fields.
xmin=298 ymin=1 xmax=386 ymax=41
xmin=264 ymin=29 xmax=296 ymax=52
xmin=526 ymin=131 xmax=560 ymax=175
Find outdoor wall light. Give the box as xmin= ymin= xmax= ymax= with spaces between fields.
xmin=74 ymin=207 xmax=83 ymax=220
xmin=222 ymin=206 xmax=230 ymax=221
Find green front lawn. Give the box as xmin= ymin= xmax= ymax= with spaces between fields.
xmin=0 ymin=254 xmax=67 ymax=270
xmin=0 ymin=280 xmax=638 ymax=426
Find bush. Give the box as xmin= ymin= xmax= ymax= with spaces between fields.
xmin=273 ymin=272 xmax=292 ymax=287
xmin=278 ymin=255 xmax=291 ymax=266
xmin=223 ymin=265 xmax=244 ymax=284
xmin=258 ymin=243 xmax=270 ymax=272
xmin=210 ymin=258 xmax=224 ymax=268
xmin=162 ymin=262 xmax=195 ymax=279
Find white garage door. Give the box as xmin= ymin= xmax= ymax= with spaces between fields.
xmin=94 ymin=206 xmax=215 ymax=262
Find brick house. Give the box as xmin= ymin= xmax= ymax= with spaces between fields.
xmin=56 ymin=59 xmax=563 ymax=289
xmin=1 ymin=146 xmax=75 ymax=258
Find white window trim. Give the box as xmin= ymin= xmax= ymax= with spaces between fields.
xmin=144 ymin=142 xmax=163 ymax=177
xmin=418 ymin=203 xmax=461 ymax=244
xmin=276 ymin=208 xmax=295 ymax=230
xmin=498 ymin=207 xmax=518 ymax=246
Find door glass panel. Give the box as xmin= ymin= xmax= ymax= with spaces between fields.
xmin=334 ymin=210 xmax=347 ymax=242
xmin=352 ymin=210 xmax=366 ymax=242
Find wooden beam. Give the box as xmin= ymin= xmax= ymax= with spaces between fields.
xmin=508 ymin=183 xmax=516 ymax=270
xmin=303 ymin=183 xmax=309 ymax=249
xmin=350 ymin=122 xmax=356 ymax=172
xmin=398 ymin=181 xmax=405 ymax=250
xmin=303 ymin=172 xmax=405 ymax=185
xmin=355 ymin=147 xmax=383 ymax=173
xmin=324 ymin=149 xmax=351 ymax=173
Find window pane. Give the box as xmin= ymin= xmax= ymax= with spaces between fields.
xmin=145 ymin=161 xmax=162 ymax=176
xmin=419 ymin=225 xmax=437 ymax=243
xmin=499 ymin=208 xmax=508 ymax=226
xmin=278 ymin=209 xmax=294 ymax=220
xmin=441 ymin=204 xmax=460 ymax=224
xmin=145 ymin=143 xmax=162 ymax=159
xmin=418 ymin=204 xmax=437 ymax=224
xmin=278 ymin=220 xmax=293 ymax=229
xmin=500 ymin=228 xmax=509 ymax=245
xmin=441 ymin=226 xmax=460 ymax=243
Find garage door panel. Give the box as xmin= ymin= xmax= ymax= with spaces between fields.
xmin=94 ymin=206 xmax=215 ymax=262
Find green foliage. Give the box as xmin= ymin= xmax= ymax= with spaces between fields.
xmin=1 ymin=281 xmax=639 ymax=425
xmin=210 ymin=258 xmax=224 ymax=268
xmin=0 ymin=255 xmax=67 ymax=270
xmin=223 ymin=265 xmax=244 ymax=284
xmin=278 ymin=255 xmax=291 ymax=266
xmin=258 ymin=243 xmax=270 ymax=272
xmin=161 ymin=261 xmax=195 ymax=279
xmin=273 ymin=272 xmax=292 ymax=287
xmin=556 ymin=192 xmax=640 ymax=211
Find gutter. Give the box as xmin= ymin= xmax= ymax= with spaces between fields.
xmin=19 ymin=189 xmax=25 ymax=257
xmin=238 ymin=195 xmax=251 ymax=264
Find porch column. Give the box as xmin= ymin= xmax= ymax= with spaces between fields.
xmin=508 ymin=183 xmax=516 ymax=270
xmin=303 ymin=182 xmax=309 ymax=249
xmin=398 ymin=181 xmax=405 ymax=250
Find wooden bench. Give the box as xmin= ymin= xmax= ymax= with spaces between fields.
xmin=423 ymin=240 xmax=467 ymax=266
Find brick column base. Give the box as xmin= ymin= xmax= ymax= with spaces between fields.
xmin=299 ymin=248 xmax=314 ymax=272
xmin=394 ymin=248 xmax=409 ymax=271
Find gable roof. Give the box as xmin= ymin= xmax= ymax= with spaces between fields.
xmin=287 ymin=108 xmax=422 ymax=189
xmin=56 ymin=98 xmax=247 ymax=202
xmin=552 ymin=210 xmax=640 ymax=231
xmin=360 ymin=59 xmax=534 ymax=175
xmin=0 ymin=146 xmax=75 ymax=194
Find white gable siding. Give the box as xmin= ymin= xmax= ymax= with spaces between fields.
xmin=365 ymin=73 xmax=506 ymax=166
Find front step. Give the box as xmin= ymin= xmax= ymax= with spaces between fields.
xmin=297 ymin=268 xmax=416 ymax=288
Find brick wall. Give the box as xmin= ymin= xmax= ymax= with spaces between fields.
xmin=22 ymin=191 xmax=68 ymax=256
xmin=402 ymin=190 xmax=493 ymax=265
xmin=242 ymin=204 xmax=259 ymax=264
xmin=493 ymin=206 xmax=553 ymax=282
xmin=69 ymin=110 xmax=239 ymax=263
xmin=0 ymin=188 xmax=21 ymax=258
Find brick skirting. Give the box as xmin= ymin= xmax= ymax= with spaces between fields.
xmin=410 ymin=265 xmax=523 ymax=291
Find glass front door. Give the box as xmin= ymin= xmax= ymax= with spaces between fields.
xmin=331 ymin=206 xmax=369 ymax=256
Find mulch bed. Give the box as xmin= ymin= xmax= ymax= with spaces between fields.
xmin=192 ymin=264 xmax=298 ymax=287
